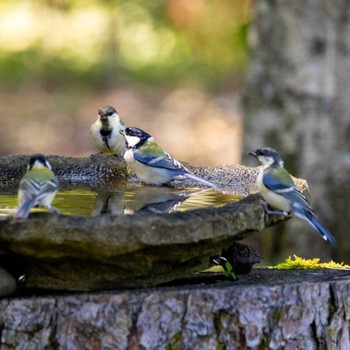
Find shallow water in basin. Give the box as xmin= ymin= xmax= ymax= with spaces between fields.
xmin=0 ymin=186 xmax=242 ymax=217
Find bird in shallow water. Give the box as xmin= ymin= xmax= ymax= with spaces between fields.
xmin=248 ymin=147 xmax=337 ymax=246
xmin=123 ymin=126 xmax=220 ymax=188
xmin=14 ymin=154 xmax=59 ymax=219
xmin=90 ymin=105 xmax=126 ymax=155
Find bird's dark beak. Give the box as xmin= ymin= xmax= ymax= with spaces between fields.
xmin=248 ymin=151 xmax=258 ymax=158
xmin=100 ymin=115 xmax=108 ymax=122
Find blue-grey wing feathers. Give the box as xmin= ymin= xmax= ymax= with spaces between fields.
xmin=263 ymin=172 xmax=311 ymax=209
xmin=133 ymin=150 xmax=219 ymax=188
xmin=133 ymin=150 xmax=187 ymax=174
xmin=14 ymin=178 xmax=58 ymax=219
xmin=292 ymin=203 xmax=337 ymax=246
xmin=14 ymin=199 xmax=35 ymax=220
xmin=263 ymin=171 xmax=337 ymax=245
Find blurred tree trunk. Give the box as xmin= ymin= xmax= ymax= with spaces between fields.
xmin=243 ymin=0 xmax=350 ymax=261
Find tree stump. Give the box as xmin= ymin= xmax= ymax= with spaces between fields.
xmin=0 ymin=269 xmax=349 ymax=349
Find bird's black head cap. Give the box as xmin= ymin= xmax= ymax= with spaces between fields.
xmin=124 ymin=127 xmax=152 ymax=149
xmin=248 ymin=147 xmax=283 ymax=166
xmin=28 ymin=154 xmax=50 ymax=169
xmin=98 ymin=105 xmax=118 ymax=120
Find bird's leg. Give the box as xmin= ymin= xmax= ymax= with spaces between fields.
xmin=259 ymin=200 xmax=289 ymax=223
xmin=47 ymin=205 xmax=59 ymax=214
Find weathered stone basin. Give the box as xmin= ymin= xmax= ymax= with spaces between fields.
xmin=0 ymin=155 xmax=308 ymax=292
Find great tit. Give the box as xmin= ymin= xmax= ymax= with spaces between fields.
xmin=14 ymin=154 xmax=59 ymax=219
xmin=91 ymin=105 xmax=126 ymax=155
xmin=249 ymin=147 xmax=337 ymax=246
xmin=123 ymin=127 xmax=220 ymax=188
xmin=211 ymin=256 xmax=237 ymax=280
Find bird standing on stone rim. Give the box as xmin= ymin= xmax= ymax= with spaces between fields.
xmin=249 ymin=147 xmax=337 ymax=246
xmin=123 ymin=126 xmax=220 ymax=188
xmin=91 ymin=105 xmax=126 ymax=155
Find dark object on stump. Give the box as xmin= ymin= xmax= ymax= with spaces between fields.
xmin=211 ymin=242 xmax=262 ymax=275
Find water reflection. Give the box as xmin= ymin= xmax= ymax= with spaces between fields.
xmin=91 ymin=191 xmax=125 ymax=216
xmin=123 ymin=187 xmax=210 ymax=215
xmin=0 ymin=185 xmax=242 ymax=217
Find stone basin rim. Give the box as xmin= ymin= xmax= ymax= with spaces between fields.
xmin=0 ymin=196 xmax=264 ymax=258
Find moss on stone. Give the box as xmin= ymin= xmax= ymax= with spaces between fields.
xmin=270 ymin=255 xmax=349 ymax=270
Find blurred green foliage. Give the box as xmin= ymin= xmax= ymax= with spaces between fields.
xmin=0 ymin=0 xmax=250 ymax=89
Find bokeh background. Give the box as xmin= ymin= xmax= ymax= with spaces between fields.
xmin=0 ymin=0 xmax=248 ymax=165
xmin=1 ymin=0 xmax=347 ymax=265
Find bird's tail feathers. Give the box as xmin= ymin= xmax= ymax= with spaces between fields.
xmin=14 ymin=199 xmax=35 ymax=220
xmin=292 ymin=203 xmax=337 ymax=246
xmin=185 ymin=173 xmax=221 ymax=189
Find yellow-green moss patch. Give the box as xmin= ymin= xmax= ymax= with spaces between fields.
xmin=270 ymin=255 xmax=350 ymax=270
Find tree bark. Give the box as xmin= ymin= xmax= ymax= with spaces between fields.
xmin=243 ymin=0 xmax=350 ymax=261
xmin=0 ymin=269 xmax=349 ymax=349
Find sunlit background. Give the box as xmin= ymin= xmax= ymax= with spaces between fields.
xmin=0 ymin=0 xmax=250 ymax=165
xmin=1 ymin=1 xmax=346 ymax=267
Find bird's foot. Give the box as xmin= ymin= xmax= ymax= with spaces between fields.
xmin=259 ymin=200 xmax=289 ymax=223
xmin=48 ymin=205 xmax=59 ymax=214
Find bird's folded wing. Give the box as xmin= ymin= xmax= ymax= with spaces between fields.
xmin=263 ymin=171 xmax=311 ymax=208
xmin=133 ymin=150 xmax=187 ymax=172
xmin=20 ymin=178 xmax=58 ymax=200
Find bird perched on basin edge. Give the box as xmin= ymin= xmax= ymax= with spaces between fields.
xmin=91 ymin=105 xmax=126 ymax=155
xmin=14 ymin=154 xmax=59 ymax=219
xmin=123 ymin=127 xmax=220 ymax=188
xmin=248 ymin=147 xmax=337 ymax=246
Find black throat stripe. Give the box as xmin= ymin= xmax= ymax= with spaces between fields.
xmin=100 ymin=128 xmax=112 ymax=149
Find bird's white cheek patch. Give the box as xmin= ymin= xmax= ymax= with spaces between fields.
xmin=125 ymin=135 xmax=140 ymax=148
xmin=109 ymin=113 xmax=121 ymax=125
xmin=33 ymin=160 xmax=51 ymax=169
xmin=259 ymin=156 xmax=274 ymax=167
